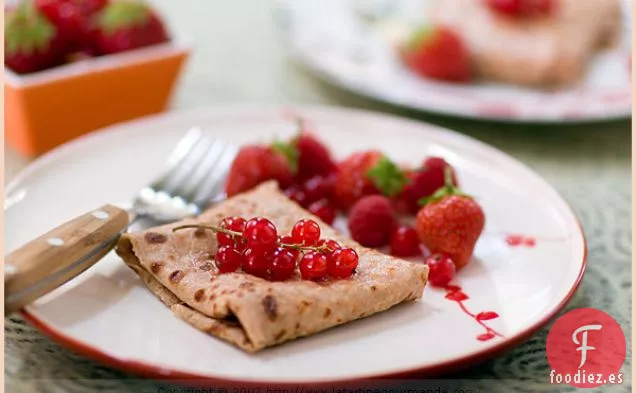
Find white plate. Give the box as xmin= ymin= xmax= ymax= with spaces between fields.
xmin=278 ymin=0 xmax=632 ymax=122
xmin=6 ymin=105 xmax=586 ymax=385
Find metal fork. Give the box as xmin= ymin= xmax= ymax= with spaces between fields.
xmin=5 ymin=128 xmax=237 ymax=315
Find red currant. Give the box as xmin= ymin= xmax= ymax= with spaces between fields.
xmin=390 ymin=225 xmax=422 ymax=257
xmin=244 ymin=217 xmax=278 ymax=253
xmin=242 ymin=248 xmax=271 ymax=279
xmin=269 ymin=248 xmax=296 ymax=281
xmin=318 ymin=238 xmax=341 ymax=257
xmin=327 ymin=247 xmax=359 ymax=279
xmin=308 ymin=199 xmax=336 ymax=225
xmin=285 ymin=185 xmax=308 ymax=207
xmin=299 ymin=251 xmax=328 ymax=280
xmin=291 ymin=219 xmax=321 ymax=246
xmin=425 ymin=254 xmax=456 ymax=288
xmin=279 ymin=235 xmax=296 ymax=245
xmin=279 ymin=235 xmax=301 ymax=260
xmin=303 ymin=175 xmax=333 ymax=203
xmin=217 ymin=216 xmax=246 ymax=247
xmin=214 ymin=246 xmax=243 ymax=273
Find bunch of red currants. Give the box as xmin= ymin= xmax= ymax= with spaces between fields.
xmin=174 ymin=217 xmax=359 ymax=282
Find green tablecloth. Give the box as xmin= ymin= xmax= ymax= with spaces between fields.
xmin=5 ymin=1 xmax=631 ymax=392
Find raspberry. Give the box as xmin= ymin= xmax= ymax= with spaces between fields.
xmin=347 ymin=195 xmax=396 ymax=247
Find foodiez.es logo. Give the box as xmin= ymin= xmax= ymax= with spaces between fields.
xmin=546 ymin=308 xmax=626 ymax=388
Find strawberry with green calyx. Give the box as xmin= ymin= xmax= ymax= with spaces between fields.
xmin=416 ymin=168 xmax=485 ymax=269
xmin=400 ymin=25 xmax=471 ymax=83
xmin=275 ymin=118 xmax=338 ymax=182
xmin=271 ymin=139 xmax=299 ymax=176
xmin=35 ymin=0 xmax=108 ymax=51
xmin=89 ymin=0 xmax=169 ymax=55
xmin=366 ymin=156 xmax=409 ymax=197
xmin=334 ymin=151 xmax=408 ymax=210
xmin=5 ymin=1 xmax=67 ymax=74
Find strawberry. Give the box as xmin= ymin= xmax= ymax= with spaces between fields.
xmin=334 ymin=151 xmax=408 ymax=210
xmin=484 ymin=0 xmax=555 ymax=17
xmin=397 ymin=156 xmax=459 ymax=214
xmin=400 ymin=25 xmax=471 ymax=83
xmin=88 ymin=0 xmax=169 ymax=55
xmin=273 ymin=119 xmax=337 ymax=182
xmin=35 ymin=0 xmax=108 ymax=51
xmin=294 ymin=132 xmax=337 ymax=181
xmin=225 ymin=145 xmax=294 ymax=197
xmin=5 ymin=1 xmax=68 ymax=74
xmin=415 ymin=169 xmax=485 ymax=269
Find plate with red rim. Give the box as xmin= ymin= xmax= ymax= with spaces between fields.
xmin=277 ymin=0 xmax=632 ymax=123
xmin=5 ymin=104 xmax=586 ymax=385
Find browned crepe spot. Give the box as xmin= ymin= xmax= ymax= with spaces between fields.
xmin=199 ymin=263 xmax=213 ymax=271
xmin=169 ymin=270 xmax=185 ymax=283
xmin=194 ymin=289 xmax=205 ymax=302
xmin=145 ymin=232 xmax=167 ymax=244
xmin=194 ymin=228 xmax=208 ymax=238
xmin=371 ymin=285 xmax=377 ymax=291
xmin=323 ymin=308 xmax=331 ymax=318
xmin=150 ymin=262 xmax=164 ymax=274
xmin=262 ymin=295 xmax=277 ymax=321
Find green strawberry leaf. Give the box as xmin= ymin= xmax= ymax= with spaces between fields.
xmin=6 ymin=1 xmax=55 ymax=55
xmin=366 ymin=156 xmax=408 ymax=197
xmin=419 ymin=167 xmax=472 ymax=206
xmin=271 ymin=140 xmax=299 ymax=175
xmin=407 ymin=25 xmax=435 ymax=52
xmin=98 ymin=0 xmax=150 ymax=35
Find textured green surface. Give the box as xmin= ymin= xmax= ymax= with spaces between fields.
xmin=4 ymin=0 xmax=631 ymax=392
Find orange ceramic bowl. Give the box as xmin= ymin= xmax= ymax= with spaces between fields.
xmin=5 ymin=42 xmax=190 ymax=157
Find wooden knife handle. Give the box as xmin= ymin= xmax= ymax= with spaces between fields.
xmin=4 ymin=204 xmax=129 ymax=315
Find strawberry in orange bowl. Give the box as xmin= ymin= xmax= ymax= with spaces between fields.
xmin=416 ymin=170 xmax=485 ymax=269
xmin=5 ymin=1 xmax=68 ymax=74
xmin=35 ymin=0 xmax=108 ymax=52
xmin=400 ymin=25 xmax=471 ymax=83
xmin=88 ymin=0 xmax=169 ymax=55
xmin=4 ymin=0 xmax=187 ymax=158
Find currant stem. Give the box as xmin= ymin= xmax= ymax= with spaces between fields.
xmin=172 ymin=224 xmax=331 ymax=252
xmin=279 ymin=243 xmax=329 ymax=252
xmin=172 ymin=224 xmax=242 ymax=237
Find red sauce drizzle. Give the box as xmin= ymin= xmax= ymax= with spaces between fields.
xmin=443 ymin=284 xmax=503 ymax=342
xmin=505 ymin=234 xmax=537 ymax=248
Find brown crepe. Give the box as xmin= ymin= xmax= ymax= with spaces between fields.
xmin=429 ymin=0 xmax=622 ymax=86
xmin=116 ymin=181 xmax=429 ymax=352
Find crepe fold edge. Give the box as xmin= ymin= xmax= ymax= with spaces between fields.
xmin=117 ymin=235 xmax=261 ymax=351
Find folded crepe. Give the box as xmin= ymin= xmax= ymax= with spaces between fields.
xmin=116 ymin=181 xmax=429 ymax=352
xmin=429 ymin=0 xmax=622 ymax=86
